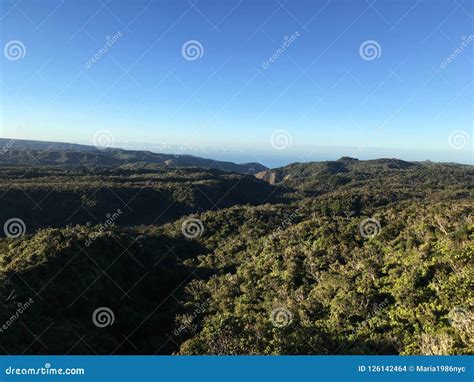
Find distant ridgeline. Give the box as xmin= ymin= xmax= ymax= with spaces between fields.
xmin=0 ymin=138 xmax=267 ymax=174
xmin=0 ymin=139 xmax=472 ymax=356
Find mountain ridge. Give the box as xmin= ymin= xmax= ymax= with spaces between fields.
xmin=0 ymin=138 xmax=267 ymax=175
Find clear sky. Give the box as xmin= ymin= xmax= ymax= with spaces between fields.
xmin=1 ymin=0 xmax=473 ymax=167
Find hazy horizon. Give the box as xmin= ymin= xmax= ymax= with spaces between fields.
xmin=1 ymin=135 xmax=472 ymax=168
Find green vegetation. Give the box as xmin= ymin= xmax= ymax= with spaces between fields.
xmin=0 ymin=157 xmax=472 ymax=355
xmin=0 ymin=138 xmax=267 ymax=174
xmin=0 ymin=166 xmax=280 ymax=230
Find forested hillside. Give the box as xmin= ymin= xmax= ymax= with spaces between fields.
xmin=0 ymin=138 xmax=267 ymax=174
xmin=0 ymin=165 xmax=279 ymax=232
xmin=0 ymin=157 xmax=472 ymax=355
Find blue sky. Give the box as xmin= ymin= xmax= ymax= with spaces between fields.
xmin=1 ymin=0 xmax=473 ymax=167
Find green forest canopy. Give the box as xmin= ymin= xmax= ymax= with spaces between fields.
xmin=0 ymin=158 xmax=472 ymax=355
